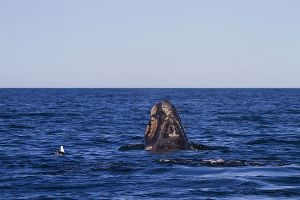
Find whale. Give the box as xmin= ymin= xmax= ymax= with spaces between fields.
xmin=144 ymin=100 xmax=192 ymax=152
xmin=117 ymin=101 xmax=276 ymax=166
xmin=118 ymin=100 xmax=210 ymax=152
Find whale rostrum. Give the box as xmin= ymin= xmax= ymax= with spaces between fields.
xmin=144 ymin=100 xmax=192 ymax=152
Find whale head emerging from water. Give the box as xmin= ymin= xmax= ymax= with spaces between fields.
xmin=144 ymin=100 xmax=192 ymax=152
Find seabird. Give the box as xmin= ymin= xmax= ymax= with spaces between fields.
xmin=56 ymin=146 xmax=65 ymax=155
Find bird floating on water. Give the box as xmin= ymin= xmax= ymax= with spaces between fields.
xmin=56 ymin=146 xmax=65 ymax=155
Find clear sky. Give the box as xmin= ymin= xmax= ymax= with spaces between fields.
xmin=0 ymin=0 xmax=299 ymax=88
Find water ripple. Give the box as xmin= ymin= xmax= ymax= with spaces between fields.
xmin=0 ymin=89 xmax=299 ymax=199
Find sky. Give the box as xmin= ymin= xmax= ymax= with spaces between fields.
xmin=0 ymin=0 xmax=299 ymax=88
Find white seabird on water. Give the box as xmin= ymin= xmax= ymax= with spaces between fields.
xmin=56 ymin=145 xmax=65 ymax=155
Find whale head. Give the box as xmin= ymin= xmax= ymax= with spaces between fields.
xmin=144 ymin=100 xmax=192 ymax=152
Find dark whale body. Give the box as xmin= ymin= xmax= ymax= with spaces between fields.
xmin=118 ymin=101 xmax=275 ymax=166
xmin=118 ymin=100 xmax=211 ymax=152
xmin=144 ymin=100 xmax=192 ymax=152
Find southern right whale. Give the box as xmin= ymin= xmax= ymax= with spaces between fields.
xmin=119 ymin=100 xmax=210 ymax=152
xmin=118 ymin=100 xmax=285 ymax=167
xmin=144 ymin=100 xmax=192 ymax=152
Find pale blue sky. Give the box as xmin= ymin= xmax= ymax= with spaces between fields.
xmin=0 ymin=0 xmax=299 ymax=88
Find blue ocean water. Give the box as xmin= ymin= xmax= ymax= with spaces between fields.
xmin=0 ymin=89 xmax=299 ymax=199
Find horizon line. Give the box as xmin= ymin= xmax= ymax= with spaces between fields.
xmin=0 ymin=87 xmax=299 ymax=89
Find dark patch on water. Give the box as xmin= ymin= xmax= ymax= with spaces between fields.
xmin=118 ymin=142 xmax=228 ymax=151
xmin=118 ymin=144 xmax=145 ymax=151
xmin=157 ymin=158 xmax=289 ymax=167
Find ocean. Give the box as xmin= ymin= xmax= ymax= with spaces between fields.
xmin=0 ymin=89 xmax=299 ymax=199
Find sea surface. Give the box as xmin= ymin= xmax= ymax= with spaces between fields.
xmin=0 ymin=89 xmax=299 ymax=199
